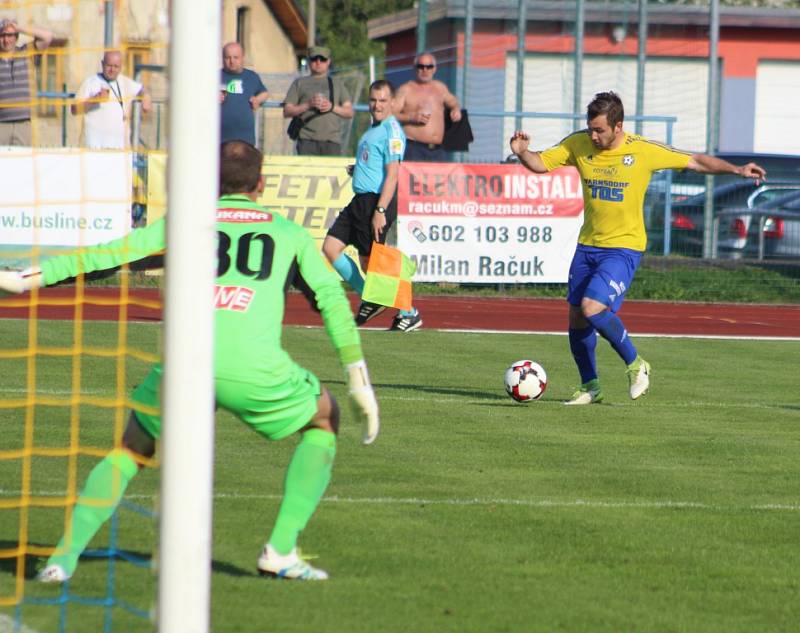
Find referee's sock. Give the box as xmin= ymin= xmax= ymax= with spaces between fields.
xmin=585 ymin=310 xmax=638 ymax=365
xmin=268 ymin=428 xmax=336 ymax=556
xmin=568 ymin=325 xmax=599 ymax=384
xmin=46 ymin=449 xmax=139 ymax=577
xmin=331 ymin=253 xmax=364 ymax=295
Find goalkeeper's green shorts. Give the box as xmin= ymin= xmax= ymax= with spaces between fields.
xmin=131 ymin=362 xmax=322 ymax=441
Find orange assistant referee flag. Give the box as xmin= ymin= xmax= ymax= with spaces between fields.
xmin=361 ymin=242 xmax=416 ymax=311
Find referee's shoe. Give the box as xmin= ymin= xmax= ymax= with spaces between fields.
xmin=389 ymin=309 xmax=422 ymax=333
xmin=355 ymin=301 xmax=387 ymax=325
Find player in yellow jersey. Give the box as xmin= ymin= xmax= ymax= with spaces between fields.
xmin=510 ymin=92 xmax=766 ymax=404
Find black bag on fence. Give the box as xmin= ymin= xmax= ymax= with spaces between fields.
xmin=286 ymin=76 xmax=334 ymax=141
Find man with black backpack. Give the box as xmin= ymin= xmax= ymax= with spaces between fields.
xmin=283 ymin=46 xmax=354 ymax=156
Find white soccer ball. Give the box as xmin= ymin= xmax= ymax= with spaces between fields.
xmin=504 ymin=360 xmax=548 ymax=402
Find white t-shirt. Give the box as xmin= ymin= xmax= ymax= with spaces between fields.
xmin=76 ymin=73 xmax=143 ymax=149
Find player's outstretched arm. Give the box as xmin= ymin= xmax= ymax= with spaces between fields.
xmin=0 ymin=268 xmax=44 ymax=295
xmin=293 ymin=226 xmax=380 ymax=444
xmin=0 ymin=219 xmax=166 ymax=295
xmin=688 ymin=154 xmax=767 ymax=182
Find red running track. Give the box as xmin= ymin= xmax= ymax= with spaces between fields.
xmin=1 ymin=287 xmax=799 ymax=338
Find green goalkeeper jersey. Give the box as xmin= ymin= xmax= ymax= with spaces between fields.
xmin=41 ymin=195 xmax=363 ymax=379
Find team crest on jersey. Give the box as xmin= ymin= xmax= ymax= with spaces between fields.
xmin=622 ymin=155 xmax=635 ymax=166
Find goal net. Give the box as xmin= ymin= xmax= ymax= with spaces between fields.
xmin=1 ymin=1 xmax=217 ymax=631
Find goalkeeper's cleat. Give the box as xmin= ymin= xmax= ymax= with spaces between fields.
xmin=627 ymin=357 xmax=651 ymax=400
xmin=36 ymin=564 xmax=71 ymax=584
xmin=355 ymin=301 xmax=387 ymax=326
xmin=257 ymin=545 xmax=328 ymax=580
xmin=564 ymin=380 xmax=603 ymax=406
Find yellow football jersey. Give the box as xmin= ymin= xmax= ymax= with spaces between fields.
xmin=540 ymin=131 xmax=692 ymax=251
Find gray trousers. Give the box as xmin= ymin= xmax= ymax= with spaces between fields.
xmin=296 ymin=138 xmax=341 ymax=156
xmin=0 ymin=120 xmax=32 ymax=146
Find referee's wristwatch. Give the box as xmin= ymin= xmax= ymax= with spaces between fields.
xmin=375 ymin=206 xmax=386 ymax=215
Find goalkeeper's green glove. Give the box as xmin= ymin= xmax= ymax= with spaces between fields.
xmin=0 ymin=267 xmax=44 ymax=295
xmin=346 ymin=360 xmax=379 ymax=445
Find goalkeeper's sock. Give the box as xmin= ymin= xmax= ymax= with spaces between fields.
xmin=585 ymin=310 xmax=638 ymax=365
xmin=331 ymin=253 xmax=364 ymax=294
xmin=568 ymin=325 xmax=599 ymax=384
xmin=47 ymin=449 xmax=139 ymax=577
xmin=268 ymin=429 xmax=336 ymax=556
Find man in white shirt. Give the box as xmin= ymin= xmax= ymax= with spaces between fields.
xmin=72 ymin=50 xmax=151 ymax=149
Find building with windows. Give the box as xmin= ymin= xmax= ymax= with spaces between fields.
xmin=368 ymin=0 xmax=800 ymax=162
xmin=5 ymin=0 xmax=306 ymax=147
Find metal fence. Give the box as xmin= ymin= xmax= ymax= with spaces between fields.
xmin=35 ymin=87 xmax=800 ymax=269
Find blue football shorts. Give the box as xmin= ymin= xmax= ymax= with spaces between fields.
xmin=566 ymin=244 xmax=643 ymax=313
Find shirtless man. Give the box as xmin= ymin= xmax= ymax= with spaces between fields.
xmin=393 ymin=51 xmax=461 ymax=162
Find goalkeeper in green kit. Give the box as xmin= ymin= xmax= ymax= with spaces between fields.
xmin=0 ymin=141 xmax=379 ymax=582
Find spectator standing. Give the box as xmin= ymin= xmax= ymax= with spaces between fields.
xmin=0 ymin=18 xmax=52 ymax=146
xmin=322 ymin=80 xmax=422 ymax=333
xmin=220 ymin=42 xmax=269 ymax=146
xmin=510 ymin=91 xmax=766 ymax=405
xmin=283 ymin=46 xmax=353 ymax=156
xmin=72 ymin=51 xmax=152 ymax=149
xmin=393 ymin=51 xmax=461 ymax=162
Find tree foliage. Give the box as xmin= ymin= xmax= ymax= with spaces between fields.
xmin=298 ymin=0 xmax=415 ymax=69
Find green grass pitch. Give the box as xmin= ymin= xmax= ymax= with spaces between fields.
xmin=1 ymin=319 xmax=799 ymax=632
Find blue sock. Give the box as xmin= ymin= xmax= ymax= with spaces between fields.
xmin=585 ymin=311 xmax=638 ymax=365
xmin=568 ymin=326 xmax=598 ymax=384
xmin=331 ymin=253 xmax=364 ymax=295
xmin=398 ymin=307 xmax=417 ymax=318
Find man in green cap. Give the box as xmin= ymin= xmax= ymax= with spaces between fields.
xmin=283 ymin=46 xmax=354 ymax=156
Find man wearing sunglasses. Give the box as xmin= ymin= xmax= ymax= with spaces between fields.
xmin=283 ymin=46 xmax=354 ymax=156
xmin=393 ymin=51 xmax=461 ymax=162
xmin=0 ymin=17 xmax=53 ymax=146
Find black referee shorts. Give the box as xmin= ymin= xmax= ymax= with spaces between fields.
xmin=327 ymin=192 xmax=397 ymax=257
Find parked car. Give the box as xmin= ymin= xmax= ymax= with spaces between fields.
xmin=648 ymin=178 xmax=800 ymax=257
xmin=646 ymin=152 xmax=800 ymax=257
xmin=715 ymin=186 xmax=800 ymax=258
xmin=762 ymin=193 xmax=800 ymax=259
xmin=724 ymin=189 xmax=800 ymax=259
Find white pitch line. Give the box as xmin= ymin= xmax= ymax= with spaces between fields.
xmin=1 ymin=489 xmax=796 ymax=513
xmin=212 ymin=493 xmax=800 ymax=512
xmin=356 ymin=325 xmax=800 ymax=342
xmin=0 ymin=388 xmax=794 ymax=410
xmin=376 ymin=394 xmax=796 ymax=410
xmin=0 ymin=615 xmax=41 ymax=633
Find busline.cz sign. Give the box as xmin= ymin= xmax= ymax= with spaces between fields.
xmin=0 ymin=149 xmax=133 ymax=248
xmin=397 ymin=163 xmax=584 ymax=283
